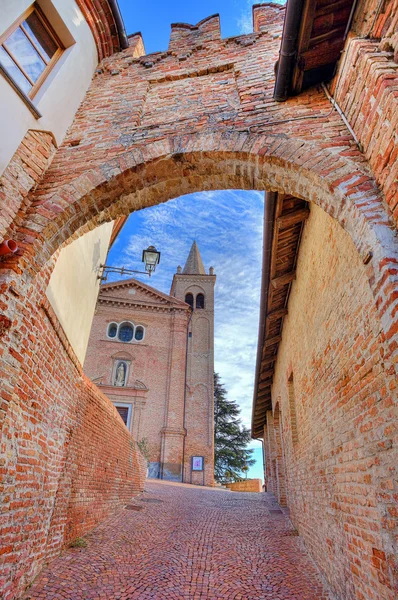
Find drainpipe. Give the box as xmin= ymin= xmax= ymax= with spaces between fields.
xmin=321 ymin=83 xmax=363 ymax=152
xmin=0 ymin=239 xmax=18 ymax=256
xmin=108 ymin=0 xmax=129 ymax=50
xmin=251 ymin=191 xmax=277 ymax=436
xmin=274 ymin=0 xmax=305 ymax=102
xmin=261 ymin=438 xmax=266 ymax=491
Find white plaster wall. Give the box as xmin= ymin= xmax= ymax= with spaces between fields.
xmin=0 ymin=0 xmax=98 ymax=174
xmin=46 ymin=222 xmax=114 ymax=364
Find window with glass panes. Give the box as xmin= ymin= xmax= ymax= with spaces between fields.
xmin=0 ymin=5 xmax=62 ymax=98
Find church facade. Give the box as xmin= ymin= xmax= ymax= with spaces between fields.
xmin=84 ymin=241 xmax=216 ymax=486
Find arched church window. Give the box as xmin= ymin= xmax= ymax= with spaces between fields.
xmin=118 ymin=323 xmax=134 ymax=342
xmin=196 ymin=293 xmax=205 ymax=309
xmin=107 ymin=323 xmax=117 ymax=338
xmin=135 ymin=326 xmax=144 ymax=341
xmin=185 ymin=293 xmax=194 ymax=308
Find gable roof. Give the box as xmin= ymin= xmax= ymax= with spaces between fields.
xmin=98 ymin=277 xmax=189 ymax=312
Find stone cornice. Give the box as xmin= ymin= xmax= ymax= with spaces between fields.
xmin=98 ymin=383 xmax=149 ymax=395
xmin=98 ymin=296 xmax=190 ymax=314
xmin=100 ymin=277 xmax=188 ymax=307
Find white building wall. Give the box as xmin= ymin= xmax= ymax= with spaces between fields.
xmin=46 ymin=222 xmax=115 ymax=364
xmin=0 ymin=0 xmax=98 ymax=175
xmin=1 ymin=0 xmax=116 ymax=363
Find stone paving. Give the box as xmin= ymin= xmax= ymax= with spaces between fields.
xmin=25 ymin=481 xmax=331 ymax=600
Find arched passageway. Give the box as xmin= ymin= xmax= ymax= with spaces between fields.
xmin=0 ymin=137 xmax=397 ymax=600
xmin=1 ymin=2 xmax=397 ymax=598
xmin=0 ymin=129 xmax=397 ymax=599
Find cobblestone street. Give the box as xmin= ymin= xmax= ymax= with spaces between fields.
xmin=25 ymin=481 xmax=331 ymax=600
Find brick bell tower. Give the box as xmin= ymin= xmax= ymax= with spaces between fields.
xmin=170 ymin=241 xmax=216 ymax=486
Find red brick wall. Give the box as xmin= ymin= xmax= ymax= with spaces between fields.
xmin=3 ymin=4 xmax=394 ymax=307
xmin=331 ymin=35 xmax=398 ymax=221
xmin=224 ymin=479 xmax=263 ymax=493
xmin=265 ymin=204 xmax=397 ymax=600
xmin=0 ymin=4 xmax=397 ymax=600
xmin=74 ymin=0 xmax=123 ymax=60
xmin=0 ymin=130 xmax=56 ymax=242
xmin=0 ymin=278 xmax=146 ymax=600
xmin=83 ymin=283 xmax=189 ymax=481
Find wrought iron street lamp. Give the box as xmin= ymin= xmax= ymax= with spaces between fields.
xmin=142 ymin=245 xmax=161 ymax=275
xmin=98 ymin=245 xmax=161 ymax=283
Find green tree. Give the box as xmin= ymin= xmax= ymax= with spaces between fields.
xmin=214 ymin=372 xmax=255 ymax=482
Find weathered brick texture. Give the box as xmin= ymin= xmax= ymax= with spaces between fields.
xmin=75 ymin=0 xmax=123 ymax=60
xmin=0 ymin=3 xmax=397 ymax=600
xmin=224 ymin=479 xmax=263 ymax=492
xmin=265 ymin=204 xmax=397 ymax=600
xmin=331 ymin=36 xmax=398 ymax=220
xmin=83 ymin=280 xmax=190 ymax=481
xmin=0 ymin=130 xmax=57 ymax=242
xmin=0 ymin=274 xmax=146 ymax=600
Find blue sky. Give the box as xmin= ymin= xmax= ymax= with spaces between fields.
xmin=108 ymin=191 xmax=265 ymax=480
xmin=107 ymin=0 xmax=285 ymax=481
xmin=118 ymin=0 xmax=279 ymax=54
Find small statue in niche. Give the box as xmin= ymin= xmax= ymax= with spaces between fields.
xmin=114 ymin=361 xmax=127 ymax=387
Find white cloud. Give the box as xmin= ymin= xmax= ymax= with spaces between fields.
xmin=108 ymin=190 xmax=265 ymax=431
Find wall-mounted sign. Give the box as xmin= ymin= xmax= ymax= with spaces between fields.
xmin=192 ymin=456 xmax=204 ymax=471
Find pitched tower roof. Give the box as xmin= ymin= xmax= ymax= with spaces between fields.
xmin=183 ymin=241 xmax=206 ymax=275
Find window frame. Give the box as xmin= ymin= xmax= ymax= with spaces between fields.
xmin=113 ymin=402 xmax=133 ymax=430
xmin=118 ymin=322 xmax=135 ymax=343
xmin=134 ymin=325 xmax=145 ymax=342
xmin=185 ymin=293 xmax=194 ymax=308
xmin=196 ymin=293 xmax=205 ymax=309
xmin=106 ymin=322 xmax=118 ymax=339
xmin=0 ymin=4 xmax=63 ymax=101
xmin=106 ymin=321 xmax=146 ymax=344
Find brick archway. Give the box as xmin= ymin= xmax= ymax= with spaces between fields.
xmin=5 ymin=131 xmax=398 ymax=342
xmin=1 ymin=2 xmax=397 ymax=596
xmin=1 ymin=130 xmax=397 ymax=599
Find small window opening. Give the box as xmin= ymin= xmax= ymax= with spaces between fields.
xmin=135 ymin=326 xmax=144 ymax=341
xmin=0 ymin=6 xmax=63 ymax=99
xmin=108 ymin=323 xmax=117 ymax=338
xmin=116 ymin=405 xmax=129 ymax=425
xmin=185 ymin=293 xmax=194 ymax=308
xmin=196 ymin=293 xmax=205 ymax=309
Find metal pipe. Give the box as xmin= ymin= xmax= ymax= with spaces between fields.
xmin=261 ymin=438 xmax=266 ymax=491
xmin=0 ymin=239 xmax=18 ymax=256
xmin=343 ymin=0 xmax=360 ymax=39
xmin=251 ymin=191 xmax=277 ymax=436
xmin=274 ymin=0 xmax=305 ymax=102
xmin=321 ymin=82 xmax=363 ymax=152
xmin=108 ymin=0 xmax=129 ymax=50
